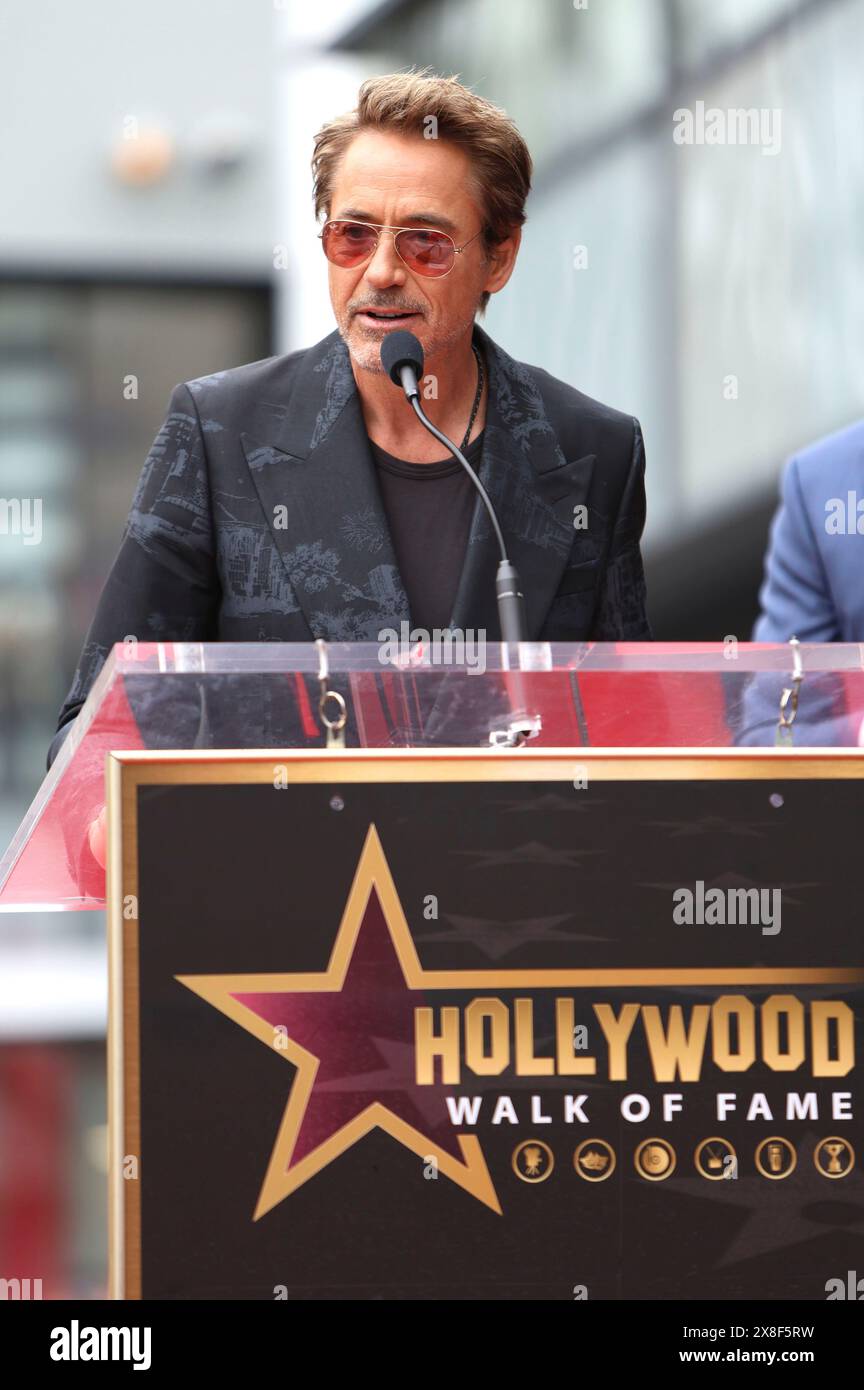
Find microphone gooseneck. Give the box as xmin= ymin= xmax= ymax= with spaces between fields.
xmin=380 ymin=331 xmax=527 ymax=644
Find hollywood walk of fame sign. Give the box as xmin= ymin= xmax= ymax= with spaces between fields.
xmin=107 ymin=748 xmax=864 ymax=1300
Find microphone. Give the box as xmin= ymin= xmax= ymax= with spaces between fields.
xmin=380 ymin=330 xmax=527 ymax=644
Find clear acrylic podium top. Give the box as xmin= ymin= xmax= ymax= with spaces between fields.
xmin=2 ymin=639 xmax=862 ymax=912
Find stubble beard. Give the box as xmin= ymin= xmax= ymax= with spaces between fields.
xmin=335 ymin=304 xmax=480 ymax=375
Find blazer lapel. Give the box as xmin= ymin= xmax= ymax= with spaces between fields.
xmin=240 ymin=332 xmax=410 ymax=643
xmin=239 ymin=324 xmax=595 ymax=647
xmin=450 ymin=324 xmax=596 ymax=640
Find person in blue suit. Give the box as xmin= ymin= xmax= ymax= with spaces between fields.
xmin=754 ymin=419 xmax=864 ymax=642
xmin=738 ymin=420 xmax=864 ymax=747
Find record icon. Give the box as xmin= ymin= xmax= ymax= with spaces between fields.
xmin=635 ymin=1138 xmax=676 ymax=1181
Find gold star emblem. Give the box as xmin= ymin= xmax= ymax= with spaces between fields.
xmin=177 ymin=825 xmax=501 ymax=1218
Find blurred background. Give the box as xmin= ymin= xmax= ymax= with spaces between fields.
xmin=1 ymin=0 xmax=862 ymax=1294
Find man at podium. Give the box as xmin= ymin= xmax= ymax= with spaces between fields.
xmin=48 ymin=69 xmax=650 ymax=771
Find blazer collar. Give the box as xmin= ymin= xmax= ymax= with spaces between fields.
xmin=241 ymin=325 xmax=595 ymax=642
xmin=451 ymin=323 xmax=596 ymax=639
xmin=241 ymin=332 xmax=410 ymax=642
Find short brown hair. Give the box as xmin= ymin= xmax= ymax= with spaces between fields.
xmin=312 ymin=68 xmax=532 ymax=313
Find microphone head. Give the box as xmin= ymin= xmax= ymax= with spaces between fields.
xmin=380 ymin=330 xmax=424 ymax=387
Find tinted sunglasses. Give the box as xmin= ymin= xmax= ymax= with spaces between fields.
xmin=320 ymin=219 xmax=482 ymax=278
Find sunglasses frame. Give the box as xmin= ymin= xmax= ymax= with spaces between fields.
xmin=319 ymin=219 xmax=483 ymax=278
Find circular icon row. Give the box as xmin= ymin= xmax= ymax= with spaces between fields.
xmin=511 ymin=1135 xmax=855 ymax=1183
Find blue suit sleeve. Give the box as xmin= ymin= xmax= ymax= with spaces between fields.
xmin=752 ymin=454 xmax=839 ymax=642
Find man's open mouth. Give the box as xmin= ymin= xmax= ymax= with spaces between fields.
xmin=356 ymin=309 xmax=420 ymax=325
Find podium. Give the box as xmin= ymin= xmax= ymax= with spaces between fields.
xmin=3 ymin=640 xmax=863 ymax=914
xmin=2 ymin=642 xmax=863 ymax=1299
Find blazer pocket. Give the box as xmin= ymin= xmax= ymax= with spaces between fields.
xmin=556 ymin=557 xmax=599 ymax=596
xmin=536 ymin=454 xmax=597 ymax=525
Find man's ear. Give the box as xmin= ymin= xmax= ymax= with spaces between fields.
xmin=482 ymin=226 xmax=522 ymax=297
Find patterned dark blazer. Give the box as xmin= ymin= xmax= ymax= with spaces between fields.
xmin=48 ymin=323 xmax=650 ymax=766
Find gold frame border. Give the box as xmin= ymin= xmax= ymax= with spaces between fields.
xmin=106 ymin=744 xmax=864 ymax=1299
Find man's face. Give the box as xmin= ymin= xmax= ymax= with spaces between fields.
xmin=325 ymin=128 xmax=519 ymax=373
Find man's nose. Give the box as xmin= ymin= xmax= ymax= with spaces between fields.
xmin=363 ymin=231 xmax=406 ymax=289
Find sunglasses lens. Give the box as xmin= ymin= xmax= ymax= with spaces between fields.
xmin=322 ymin=221 xmax=379 ymax=266
xmin=322 ymin=222 xmax=458 ymax=276
xmin=396 ymin=229 xmax=455 ymax=276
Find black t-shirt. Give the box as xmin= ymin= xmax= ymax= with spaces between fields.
xmin=369 ymin=431 xmax=483 ymax=632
